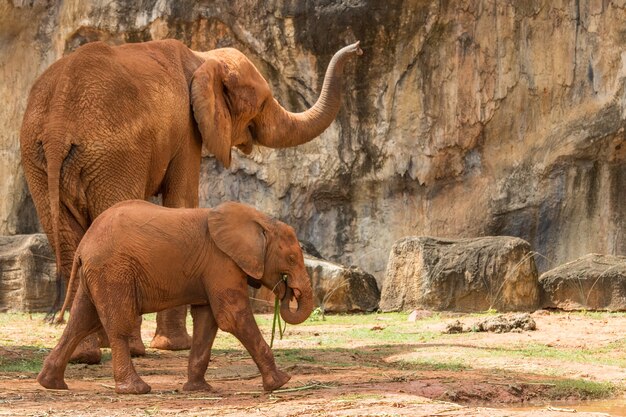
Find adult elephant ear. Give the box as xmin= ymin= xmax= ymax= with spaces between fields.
xmin=207 ymin=202 xmax=266 ymax=280
xmin=191 ymin=58 xmax=233 ymax=168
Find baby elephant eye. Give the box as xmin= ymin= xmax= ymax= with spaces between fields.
xmin=281 ymin=273 xmax=288 ymax=281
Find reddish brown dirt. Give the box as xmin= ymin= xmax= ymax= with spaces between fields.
xmin=0 ymin=311 xmax=623 ymax=416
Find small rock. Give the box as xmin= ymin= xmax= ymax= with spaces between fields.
xmin=478 ymin=315 xmax=512 ymax=333
xmin=532 ymin=309 xmax=552 ymax=316
xmin=508 ymin=384 xmax=523 ymax=394
xmin=442 ymin=390 xmax=459 ymax=401
xmin=444 ymin=320 xmax=464 ymax=334
xmin=407 ymin=309 xmax=433 ymax=322
xmin=509 ymin=313 xmax=537 ymax=330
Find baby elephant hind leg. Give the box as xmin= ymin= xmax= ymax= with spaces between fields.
xmin=38 ymin=283 xmax=103 ymax=390
xmin=96 ymin=300 xmax=150 ymax=394
xmin=183 ymin=305 xmax=218 ymax=392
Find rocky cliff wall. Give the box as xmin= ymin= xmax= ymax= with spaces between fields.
xmin=2 ymin=1 xmax=624 ymax=285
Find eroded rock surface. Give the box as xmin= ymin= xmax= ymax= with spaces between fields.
xmin=540 ymin=254 xmax=626 ymax=311
xmin=2 ymin=1 xmax=625 ymax=287
xmin=380 ymin=236 xmax=539 ymax=312
xmin=0 ymin=234 xmax=57 ymax=312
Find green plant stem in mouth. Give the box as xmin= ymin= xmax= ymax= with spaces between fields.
xmin=270 ymin=295 xmax=286 ymax=348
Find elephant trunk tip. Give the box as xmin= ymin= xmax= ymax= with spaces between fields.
xmin=348 ymin=41 xmax=363 ymax=56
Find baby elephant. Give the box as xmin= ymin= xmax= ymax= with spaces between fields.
xmin=37 ymin=200 xmax=314 ymax=394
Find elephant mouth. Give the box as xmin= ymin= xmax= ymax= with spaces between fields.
xmin=274 ymin=283 xmax=301 ymax=312
xmin=283 ymin=287 xmax=302 ymax=312
xmin=273 ymin=280 xmax=287 ymax=300
xmin=274 ymin=274 xmax=313 ymax=325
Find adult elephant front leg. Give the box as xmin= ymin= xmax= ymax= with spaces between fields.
xmin=150 ymin=306 xmax=192 ymax=350
xmin=149 ymin=152 xmax=199 ymax=351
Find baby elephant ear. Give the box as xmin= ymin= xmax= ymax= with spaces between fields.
xmin=191 ymin=58 xmax=233 ymax=168
xmin=207 ymin=202 xmax=266 ymax=280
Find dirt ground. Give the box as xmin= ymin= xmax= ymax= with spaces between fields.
xmin=0 ymin=310 xmax=624 ymax=416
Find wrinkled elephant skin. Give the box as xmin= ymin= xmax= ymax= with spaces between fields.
xmin=20 ymin=39 xmax=361 ymax=361
xmin=37 ymin=200 xmax=314 ymax=394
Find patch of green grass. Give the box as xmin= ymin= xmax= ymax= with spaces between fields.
xmin=314 ymin=326 xmax=440 ymax=347
xmin=274 ymin=349 xmax=317 ymax=363
xmin=574 ymin=311 xmax=626 ymax=319
xmin=393 ymin=358 xmax=469 ymax=372
xmin=547 ymin=379 xmax=618 ymax=400
xmin=0 ymin=348 xmax=47 ymax=373
xmin=300 ymin=312 xmax=412 ymax=326
xmin=490 ymin=342 xmax=626 ymax=368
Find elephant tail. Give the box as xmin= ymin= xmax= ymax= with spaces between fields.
xmin=43 ymin=142 xmax=72 ymax=321
xmin=55 ymin=252 xmax=80 ymax=324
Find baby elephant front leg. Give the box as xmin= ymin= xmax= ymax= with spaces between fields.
xmin=215 ymin=306 xmax=290 ymax=392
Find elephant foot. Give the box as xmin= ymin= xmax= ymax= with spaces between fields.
xmin=183 ymin=379 xmax=213 ymax=392
xmin=149 ymin=333 xmax=192 ymax=351
xmin=129 ymin=337 xmax=146 ymax=357
xmin=70 ymin=334 xmax=102 ymax=364
xmin=262 ymin=369 xmax=291 ymax=392
xmin=69 ymin=347 xmax=101 ymax=365
xmin=152 ymin=306 xmax=191 ymax=351
xmin=37 ymin=371 xmax=68 ymax=390
xmin=115 ymin=378 xmax=151 ymax=395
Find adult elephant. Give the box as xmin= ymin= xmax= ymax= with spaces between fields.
xmin=20 ymin=38 xmax=362 ymax=363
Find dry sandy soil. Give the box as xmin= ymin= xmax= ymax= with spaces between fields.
xmin=0 ymin=310 xmax=624 ymax=416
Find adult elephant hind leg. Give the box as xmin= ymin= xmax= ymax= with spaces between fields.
xmin=38 ymin=283 xmax=103 ymax=390
xmin=28 ymin=169 xmax=102 ymax=365
xmin=183 ymin=305 xmax=218 ymax=392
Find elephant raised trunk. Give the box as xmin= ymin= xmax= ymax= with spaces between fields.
xmin=280 ymin=283 xmax=314 ymax=325
xmin=256 ymin=42 xmax=363 ymax=148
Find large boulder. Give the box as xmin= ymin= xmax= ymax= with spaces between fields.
xmin=249 ymin=255 xmax=380 ymax=314
xmin=380 ymin=236 xmax=539 ymax=312
xmin=0 ymin=234 xmax=57 ymax=312
xmin=540 ymin=254 xmax=626 ymax=311
xmin=306 ymin=256 xmax=380 ymax=313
